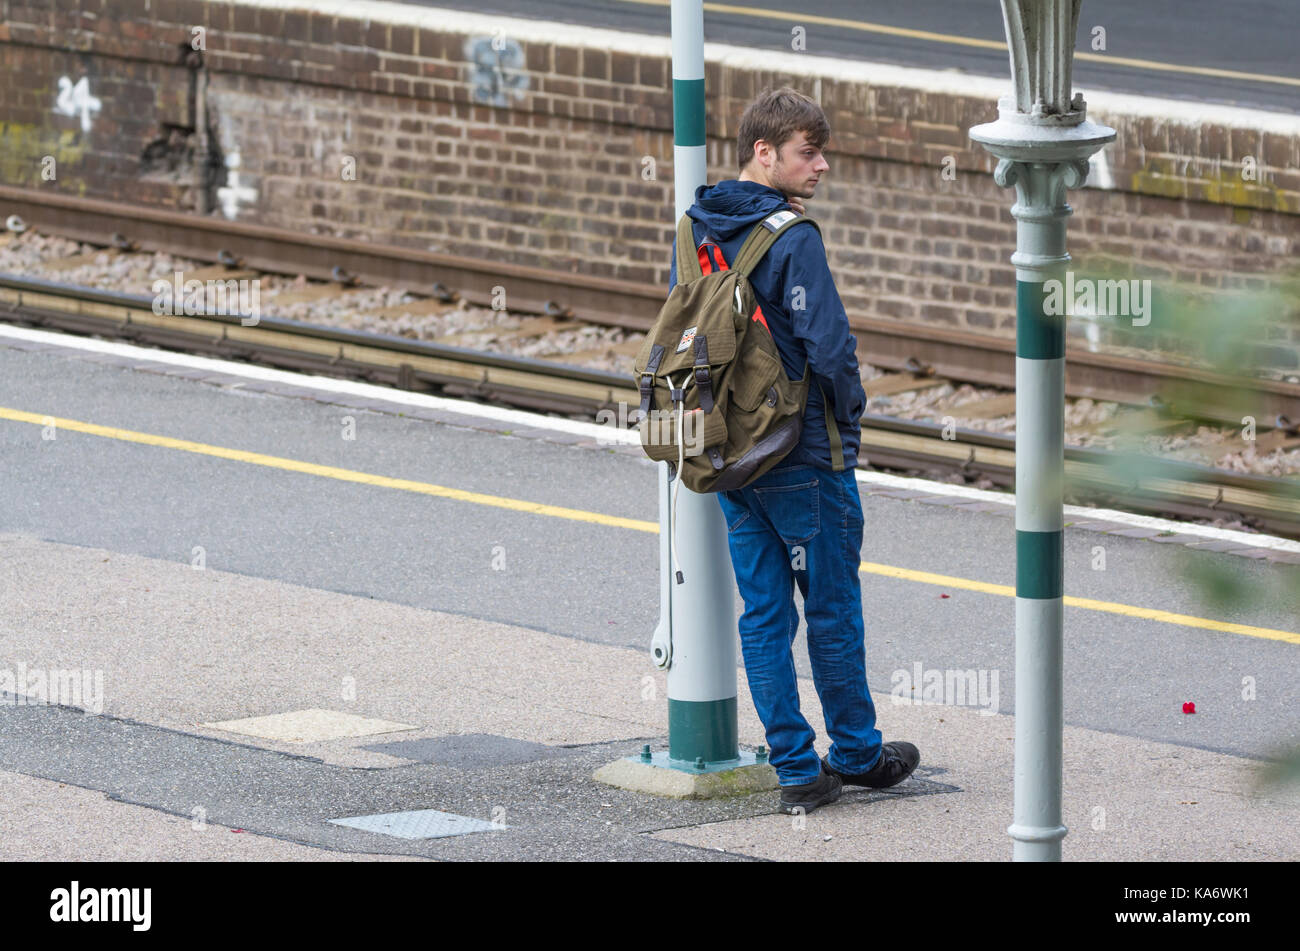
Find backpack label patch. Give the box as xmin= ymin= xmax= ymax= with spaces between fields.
xmin=762 ymin=209 xmax=798 ymax=232
xmin=675 ymin=325 xmax=698 ymax=353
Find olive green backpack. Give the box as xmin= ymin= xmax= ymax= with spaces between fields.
xmin=633 ymin=209 xmax=845 ymax=496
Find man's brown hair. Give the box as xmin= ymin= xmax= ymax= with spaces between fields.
xmin=736 ymin=86 xmax=830 ymax=172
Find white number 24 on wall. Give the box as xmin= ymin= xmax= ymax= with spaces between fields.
xmin=55 ymin=76 xmax=103 ymax=133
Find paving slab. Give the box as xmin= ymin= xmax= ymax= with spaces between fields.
xmin=206 ymin=709 xmax=419 ymax=744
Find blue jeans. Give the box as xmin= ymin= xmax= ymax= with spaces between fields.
xmin=717 ymin=463 xmax=883 ymax=786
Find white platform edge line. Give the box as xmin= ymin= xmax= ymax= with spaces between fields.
xmin=0 ymin=322 xmax=637 ymax=441
xmin=1 ymin=321 xmax=1296 ymax=554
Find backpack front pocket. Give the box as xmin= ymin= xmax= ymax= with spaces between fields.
xmin=640 ymin=406 xmax=729 ymax=463
xmin=729 ymin=344 xmax=783 ymax=412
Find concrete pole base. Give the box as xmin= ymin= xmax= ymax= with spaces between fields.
xmin=593 ymin=750 xmax=777 ymax=799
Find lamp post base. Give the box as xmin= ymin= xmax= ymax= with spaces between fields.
xmin=593 ymin=750 xmax=777 ymax=800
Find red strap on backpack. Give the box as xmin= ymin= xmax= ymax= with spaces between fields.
xmin=697 ymin=238 xmax=770 ymax=333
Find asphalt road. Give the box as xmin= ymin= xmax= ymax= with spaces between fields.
xmin=419 ymin=0 xmax=1300 ymax=113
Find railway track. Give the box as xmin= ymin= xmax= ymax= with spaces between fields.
xmin=0 ymin=274 xmax=629 ymax=419
xmin=1 ymin=270 xmax=1297 ymax=540
xmin=4 ymin=186 xmax=1297 ymax=426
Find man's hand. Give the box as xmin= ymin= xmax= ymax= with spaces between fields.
xmin=786 ymin=195 xmax=806 ymax=215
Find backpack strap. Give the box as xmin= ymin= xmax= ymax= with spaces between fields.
xmin=738 ymin=211 xmax=845 ymax=472
xmin=789 ymin=362 xmax=843 ymax=473
xmin=730 ymin=209 xmax=820 ymax=278
xmin=818 ymin=379 xmax=846 ymax=472
xmin=638 ymin=343 xmax=666 ymax=421
xmin=675 ymin=213 xmax=704 ymax=283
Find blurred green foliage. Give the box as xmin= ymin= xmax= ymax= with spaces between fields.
xmin=1068 ymin=263 xmax=1300 ymax=795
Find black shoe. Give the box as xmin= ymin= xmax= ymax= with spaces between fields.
xmin=779 ymin=766 xmax=843 ymax=815
xmin=822 ymin=741 xmax=920 ymax=789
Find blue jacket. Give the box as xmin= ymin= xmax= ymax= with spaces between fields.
xmin=668 ymin=179 xmax=866 ymax=472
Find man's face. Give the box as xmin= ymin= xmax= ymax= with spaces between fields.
xmin=769 ymin=130 xmax=829 ymax=199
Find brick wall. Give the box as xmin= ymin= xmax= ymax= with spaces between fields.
xmin=1 ymin=0 xmax=1296 ymax=373
xmin=0 ymin=9 xmax=197 ymax=208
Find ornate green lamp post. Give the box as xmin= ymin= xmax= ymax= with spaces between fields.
xmin=970 ymin=0 xmax=1115 ymax=861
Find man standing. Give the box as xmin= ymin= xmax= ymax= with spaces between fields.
xmin=668 ymin=87 xmax=920 ymax=814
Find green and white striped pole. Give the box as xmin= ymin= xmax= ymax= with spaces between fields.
xmin=653 ymin=0 xmax=739 ymax=767
xmin=970 ymin=0 xmax=1114 ymax=861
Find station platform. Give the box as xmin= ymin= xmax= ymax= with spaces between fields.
xmin=1 ymin=530 xmax=1297 ymax=861
xmin=0 ymin=325 xmax=1296 ymax=861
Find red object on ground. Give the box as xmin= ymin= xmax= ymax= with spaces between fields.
xmin=939 ymin=593 xmax=950 ymax=599
xmin=1182 ymin=701 xmax=1196 ymax=714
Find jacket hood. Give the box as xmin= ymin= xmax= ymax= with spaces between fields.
xmin=687 ymin=179 xmax=790 ymax=242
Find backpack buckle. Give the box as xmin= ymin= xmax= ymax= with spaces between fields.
xmin=637 ymin=373 xmax=655 ymax=418
xmin=696 ymin=335 xmax=717 ymax=413
xmin=692 ymin=361 xmax=714 ymax=414
xmin=638 ymin=344 xmax=666 ymax=418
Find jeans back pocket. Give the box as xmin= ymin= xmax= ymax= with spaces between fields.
xmin=753 ymin=479 xmax=820 ymax=544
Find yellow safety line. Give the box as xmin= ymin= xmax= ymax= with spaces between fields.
xmin=858 ymin=562 xmax=1300 ymax=646
xmin=3 ymin=405 xmax=1297 ymax=645
xmin=0 ymin=407 xmax=660 ymax=535
xmin=615 ymin=0 xmax=1300 ymax=89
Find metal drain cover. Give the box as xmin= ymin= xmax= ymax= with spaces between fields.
xmin=329 ymin=809 xmax=501 ymax=839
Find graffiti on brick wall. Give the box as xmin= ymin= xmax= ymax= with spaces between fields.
xmin=215 ymin=152 xmax=258 ymax=220
xmin=54 ymin=77 xmax=102 ymax=133
xmin=463 ymin=34 xmax=528 ymax=107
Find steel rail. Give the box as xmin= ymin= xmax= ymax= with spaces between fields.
xmin=0 ymin=274 xmax=638 ymax=416
xmin=858 ymin=414 xmax=1300 ymax=539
